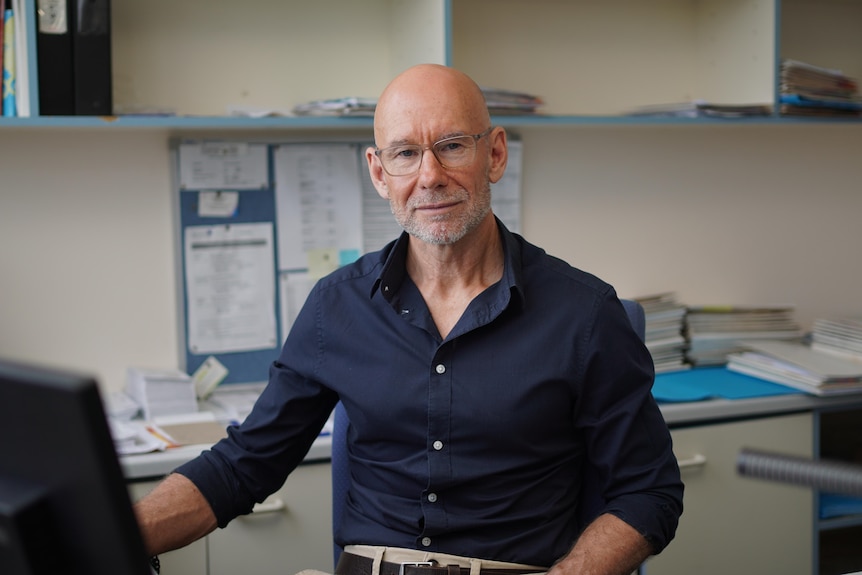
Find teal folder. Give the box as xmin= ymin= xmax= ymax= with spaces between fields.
xmin=652 ymin=367 xmax=803 ymax=403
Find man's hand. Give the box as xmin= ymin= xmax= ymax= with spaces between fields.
xmin=547 ymin=514 xmax=652 ymax=575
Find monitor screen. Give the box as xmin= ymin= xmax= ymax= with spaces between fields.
xmin=0 ymin=358 xmax=151 ymax=575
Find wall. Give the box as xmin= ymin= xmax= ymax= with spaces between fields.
xmin=1 ymin=123 xmax=860 ymax=392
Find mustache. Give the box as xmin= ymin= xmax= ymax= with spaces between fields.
xmin=405 ymin=189 xmax=468 ymax=209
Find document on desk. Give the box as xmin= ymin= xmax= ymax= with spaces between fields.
xmin=273 ymin=143 xmax=363 ymax=272
xmin=184 ymin=222 xmax=277 ymax=354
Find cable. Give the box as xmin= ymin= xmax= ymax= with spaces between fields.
xmin=737 ymin=448 xmax=862 ymax=497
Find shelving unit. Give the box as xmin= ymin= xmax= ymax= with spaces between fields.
xmin=3 ymin=0 xmax=861 ymax=129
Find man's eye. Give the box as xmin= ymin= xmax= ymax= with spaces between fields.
xmin=396 ymin=148 xmax=418 ymax=159
xmin=439 ymin=141 xmax=465 ymax=153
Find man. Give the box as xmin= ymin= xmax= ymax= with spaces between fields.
xmin=135 ymin=64 xmax=683 ymax=575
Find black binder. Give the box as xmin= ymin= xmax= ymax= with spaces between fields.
xmin=72 ymin=0 xmax=111 ymax=115
xmin=35 ymin=0 xmax=75 ymax=115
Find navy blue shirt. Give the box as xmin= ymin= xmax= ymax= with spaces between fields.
xmin=177 ymin=221 xmax=683 ymax=567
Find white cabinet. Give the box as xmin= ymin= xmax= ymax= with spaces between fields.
xmin=208 ymin=461 xmax=333 ymax=575
xmin=646 ymin=412 xmax=814 ymax=575
xmin=128 ymin=461 xmax=332 ymax=575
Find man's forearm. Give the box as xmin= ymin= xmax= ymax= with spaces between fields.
xmin=548 ymin=513 xmax=652 ymax=575
xmin=133 ymin=472 xmax=219 ymax=556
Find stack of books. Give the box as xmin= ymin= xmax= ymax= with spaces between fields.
xmin=811 ymin=317 xmax=862 ymax=361
xmin=779 ymin=59 xmax=862 ymax=117
xmin=727 ymin=340 xmax=862 ymax=396
xmin=685 ymin=305 xmax=801 ymax=366
xmin=635 ymin=292 xmax=688 ymax=373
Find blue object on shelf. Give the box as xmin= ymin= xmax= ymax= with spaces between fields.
xmin=820 ymin=492 xmax=862 ymax=519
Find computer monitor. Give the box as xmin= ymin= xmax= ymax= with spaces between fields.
xmin=0 ymin=358 xmax=151 ymax=575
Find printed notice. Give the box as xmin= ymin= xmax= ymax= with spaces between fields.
xmin=184 ymin=223 xmax=277 ymax=354
xmin=273 ymin=143 xmax=363 ymax=270
xmin=178 ymin=142 xmax=269 ymax=190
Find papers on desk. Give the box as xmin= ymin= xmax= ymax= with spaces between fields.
xmin=685 ymin=305 xmax=801 ymax=366
xmin=811 ymin=317 xmax=862 ymax=362
xmin=125 ymin=367 xmax=197 ymax=421
xmin=727 ymin=340 xmax=862 ymax=396
xmin=109 ymin=419 xmax=169 ymax=455
xmin=635 ymin=292 xmax=688 ymax=373
xmin=110 ymin=412 xmax=230 ymax=455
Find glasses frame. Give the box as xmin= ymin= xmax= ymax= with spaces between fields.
xmin=374 ymin=127 xmax=493 ymax=176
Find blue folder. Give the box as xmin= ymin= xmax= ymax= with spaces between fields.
xmin=652 ymin=367 xmax=803 ymax=403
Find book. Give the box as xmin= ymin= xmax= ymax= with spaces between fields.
xmin=10 ymin=0 xmax=28 ymax=116
xmin=0 ymin=0 xmax=5 ymax=115
xmin=36 ymin=0 xmax=75 ymax=115
xmin=72 ymin=0 xmax=112 ymax=115
xmin=727 ymin=340 xmax=862 ymax=396
xmin=2 ymin=6 xmax=14 ymax=117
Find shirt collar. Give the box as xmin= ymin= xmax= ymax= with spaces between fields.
xmin=370 ymin=217 xmax=525 ymax=306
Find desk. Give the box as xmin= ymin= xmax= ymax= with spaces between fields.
xmin=121 ymin=388 xmax=862 ymax=575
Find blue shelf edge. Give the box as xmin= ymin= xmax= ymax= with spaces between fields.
xmin=1 ymin=114 xmax=860 ymax=130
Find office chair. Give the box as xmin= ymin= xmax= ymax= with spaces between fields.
xmin=331 ymin=299 xmax=647 ymax=567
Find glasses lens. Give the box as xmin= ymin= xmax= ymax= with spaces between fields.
xmin=433 ymin=136 xmax=476 ymax=168
xmin=379 ymin=145 xmax=421 ymax=176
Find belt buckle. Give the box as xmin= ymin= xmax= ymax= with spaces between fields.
xmin=398 ymin=561 xmax=436 ymax=575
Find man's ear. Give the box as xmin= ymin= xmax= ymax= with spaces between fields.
xmin=487 ymin=127 xmax=509 ymax=184
xmin=366 ymin=146 xmax=390 ymax=199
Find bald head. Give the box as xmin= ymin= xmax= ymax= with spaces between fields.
xmin=373 ymin=65 xmax=491 ymax=146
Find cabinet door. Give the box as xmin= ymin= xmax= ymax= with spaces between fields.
xmin=645 ymin=412 xmax=813 ymax=575
xmin=208 ymin=461 xmax=333 ymax=575
xmin=128 ymin=480 xmax=209 ymax=575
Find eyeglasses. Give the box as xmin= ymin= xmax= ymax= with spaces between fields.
xmin=374 ymin=128 xmax=493 ymax=176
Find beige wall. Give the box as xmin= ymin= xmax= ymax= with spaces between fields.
xmin=1 ymin=123 xmax=860 ymax=391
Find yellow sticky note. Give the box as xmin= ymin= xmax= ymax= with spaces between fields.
xmin=307 ymin=248 xmax=340 ymax=279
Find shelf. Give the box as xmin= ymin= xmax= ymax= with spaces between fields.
xmin=7 ymin=0 xmax=862 ymax=128
xmin=2 ymin=113 xmax=860 ymax=132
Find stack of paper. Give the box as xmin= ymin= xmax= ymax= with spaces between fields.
xmin=685 ymin=305 xmax=801 ymax=366
xmin=780 ymin=59 xmax=862 ymax=117
xmin=811 ymin=317 xmax=862 ymax=362
xmin=481 ymin=87 xmax=544 ymax=115
xmin=727 ymin=340 xmax=862 ymax=396
xmin=291 ymin=97 xmax=377 ymax=117
xmin=635 ymin=292 xmax=689 ymax=373
xmin=625 ymin=100 xmax=771 ymax=119
xmin=125 ymin=367 xmax=197 ymax=421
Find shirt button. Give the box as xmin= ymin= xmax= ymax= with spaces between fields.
xmin=435 ymin=364 xmax=446 ymax=374
xmin=427 ymin=493 xmax=438 ymax=503
xmin=421 ymin=537 xmax=431 ymax=547
xmin=433 ymin=440 xmax=444 ymax=451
